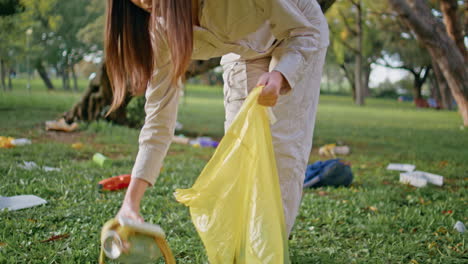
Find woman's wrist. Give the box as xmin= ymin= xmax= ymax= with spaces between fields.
xmin=123 ymin=178 xmax=150 ymax=209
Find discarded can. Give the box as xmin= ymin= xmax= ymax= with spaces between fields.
xmin=100 ymin=218 xmax=175 ymax=264
xmin=93 ymin=153 xmax=111 ymax=167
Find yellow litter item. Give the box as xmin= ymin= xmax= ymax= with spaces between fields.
xmin=0 ymin=136 xmax=15 ymax=148
xmin=174 ymin=86 xmax=290 ymax=264
xmin=99 ymin=217 xmax=175 ymax=264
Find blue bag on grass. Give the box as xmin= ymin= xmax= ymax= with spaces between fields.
xmin=304 ymin=159 xmax=353 ymax=188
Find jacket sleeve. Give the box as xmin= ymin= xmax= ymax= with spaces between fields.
xmin=131 ymin=53 xmax=180 ymax=186
xmin=259 ymin=0 xmax=329 ymax=90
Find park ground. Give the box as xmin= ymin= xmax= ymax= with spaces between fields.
xmin=0 ymin=79 xmax=467 ymax=263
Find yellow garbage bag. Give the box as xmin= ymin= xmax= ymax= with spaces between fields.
xmin=174 ymin=86 xmax=290 ymax=264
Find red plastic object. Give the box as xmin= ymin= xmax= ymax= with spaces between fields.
xmin=98 ymin=174 xmax=131 ymax=191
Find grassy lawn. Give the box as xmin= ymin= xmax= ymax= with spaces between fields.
xmin=0 ymin=80 xmax=467 ymax=263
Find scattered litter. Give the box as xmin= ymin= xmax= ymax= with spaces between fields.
xmin=18 ymin=161 xmax=39 ymax=170
xmin=411 ymin=171 xmax=443 ymax=186
xmin=100 ymin=217 xmax=175 ymax=263
xmin=319 ymin=144 xmax=350 ymax=158
xmin=399 ymin=171 xmax=443 ymax=187
xmin=175 ymin=121 xmax=183 ymax=131
xmin=388 ymin=163 xmax=444 ymax=188
xmin=71 ymin=142 xmax=84 ymax=150
xmin=45 ymin=118 xmax=79 ymax=132
xmin=41 ymin=234 xmax=69 ymax=243
xmin=93 ymin=153 xmax=111 ymax=167
xmin=0 ymin=137 xmax=32 ymax=148
xmin=172 ymin=135 xmax=219 ymax=148
xmin=0 ymin=136 xmax=14 ymax=148
xmin=304 ymin=159 xmax=353 ymax=188
xmin=387 ymin=163 xmax=416 ymax=172
xmin=17 ymin=161 xmax=61 ymax=172
xmin=400 ymin=172 xmax=427 ymax=187
xmin=43 ymin=166 xmax=61 ymax=172
xmin=454 ymin=221 xmax=466 ymax=233
xmin=11 ymin=138 xmax=32 ymax=146
xmin=172 ymin=135 xmax=189 ymax=145
xmin=189 ymin=137 xmax=219 ymax=148
xmin=98 ymin=174 xmax=131 ymax=191
xmin=0 ymin=195 xmax=47 ymax=211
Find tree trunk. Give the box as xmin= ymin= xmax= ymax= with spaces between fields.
xmin=411 ymin=66 xmax=431 ymax=100
xmin=440 ymin=0 xmax=467 ymax=62
xmin=64 ymin=63 xmax=131 ymax=125
xmin=71 ymin=64 xmax=78 ymax=92
xmin=62 ymin=64 xmax=70 ymax=91
xmin=412 ymin=76 xmax=423 ymax=100
xmin=0 ymin=59 xmax=6 ymax=91
xmin=354 ymin=0 xmax=364 ymax=105
xmin=35 ymin=61 xmax=55 ymax=90
xmin=432 ymin=60 xmax=453 ymax=110
xmin=340 ymin=64 xmax=355 ymax=99
xmin=8 ymin=67 xmax=12 ymax=90
xmin=363 ymin=63 xmax=371 ymax=97
xmin=388 ymin=0 xmax=468 ymax=125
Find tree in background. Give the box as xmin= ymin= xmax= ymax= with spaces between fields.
xmin=378 ymin=31 xmax=432 ymax=102
xmin=14 ymin=0 xmax=100 ymax=91
xmin=0 ymin=0 xmax=23 ymax=91
xmin=388 ymin=0 xmax=468 ymax=126
xmin=327 ymin=0 xmax=388 ymax=105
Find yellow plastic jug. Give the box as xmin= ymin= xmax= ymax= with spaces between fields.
xmin=99 ymin=217 xmax=176 ymax=264
xmin=175 ymin=86 xmax=290 ymax=264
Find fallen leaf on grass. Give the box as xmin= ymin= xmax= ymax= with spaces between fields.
xmin=41 ymin=234 xmax=69 ymax=243
xmin=438 ymin=161 xmax=448 ymax=168
xmin=317 ymin=191 xmax=329 ymax=196
xmin=434 ymin=227 xmax=448 ymax=236
xmin=363 ymin=206 xmax=378 ymax=212
xmin=382 ymin=180 xmax=392 ymax=185
xmin=0 ymin=242 xmax=6 ymax=247
xmin=441 ymin=210 xmax=453 ymax=215
xmin=418 ymin=197 xmax=431 ymax=205
xmin=27 ymin=219 xmax=37 ymax=223
xmin=428 ymin=241 xmax=438 ymax=249
xmin=410 ymin=260 xmax=419 ymax=264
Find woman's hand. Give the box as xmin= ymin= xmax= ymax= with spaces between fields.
xmin=117 ymin=201 xmax=144 ymax=223
xmin=256 ymin=71 xmax=288 ymax=107
xmin=116 ymin=178 xmax=149 ymax=223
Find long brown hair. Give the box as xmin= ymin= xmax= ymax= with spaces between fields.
xmin=105 ymin=0 xmax=194 ymax=116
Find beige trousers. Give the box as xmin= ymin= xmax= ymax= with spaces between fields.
xmin=221 ymin=48 xmax=328 ymax=236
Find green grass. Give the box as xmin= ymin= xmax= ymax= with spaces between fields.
xmin=0 ymin=80 xmax=467 ymax=263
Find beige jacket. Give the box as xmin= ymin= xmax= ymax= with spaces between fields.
xmin=131 ymin=0 xmax=329 ymax=185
